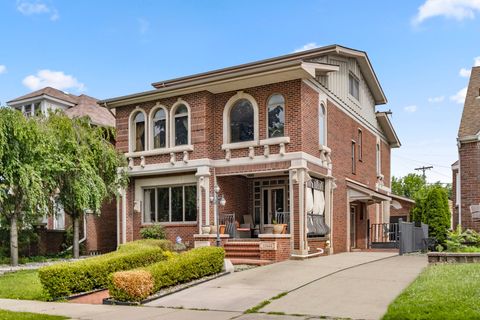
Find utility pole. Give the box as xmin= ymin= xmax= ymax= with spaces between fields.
xmin=414 ymin=166 xmax=433 ymax=180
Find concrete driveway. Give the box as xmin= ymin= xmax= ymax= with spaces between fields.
xmin=146 ymin=251 xmax=413 ymax=314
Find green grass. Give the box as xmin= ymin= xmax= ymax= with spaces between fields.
xmin=383 ymin=263 xmax=480 ymax=319
xmin=0 ymin=270 xmax=49 ymax=301
xmin=0 ymin=309 xmax=67 ymax=319
xmin=244 ymin=300 xmax=271 ymax=314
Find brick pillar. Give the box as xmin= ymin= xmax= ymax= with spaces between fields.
xmin=290 ymin=160 xmax=308 ymax=255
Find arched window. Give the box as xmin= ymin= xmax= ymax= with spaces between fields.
xmin=152 ymin=108 xmax=167 ymax=149
xmin=132 ymin=111 xmax=146 ymax=152
xmin=230 ymin=99 xmax=254 ymax=142
xmin=319 ymin=103 xmax=326 ymax=146
xmin=267 ymin=94 xmax=285 ymax=138
xmin=173 ymin=104 xmax=189 ymax=146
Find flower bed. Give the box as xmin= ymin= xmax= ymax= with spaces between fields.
xmin=108 ymin=246 xmax=224 ymax=302
xmin=38 ymin=240 xmax=173 ymax=299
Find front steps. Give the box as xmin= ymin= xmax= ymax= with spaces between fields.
xmin=224 ymin=240 xmax=272 ymax=266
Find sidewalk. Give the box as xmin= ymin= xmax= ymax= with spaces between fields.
xmin=0 ymin=299 xmax=241 ymax=320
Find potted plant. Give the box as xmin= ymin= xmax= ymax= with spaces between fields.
xmin=272 ymin=219 xmax=286 ymax=234
xmin=201 ymin=225 xmax=211 ymax=234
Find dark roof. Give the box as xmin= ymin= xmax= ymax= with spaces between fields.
xmin=7 ymin=87 xmax=115 ymax=127
xmin=7 ymin=86 xmax=78 ymax=104
xmin=458 ymin=66 xmax=480 ymax=138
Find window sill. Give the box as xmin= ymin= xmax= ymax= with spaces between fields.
xmin=259 ymin=136 xmax=290 ymax=146
xmin=126 ymin=145 xmax=194 ymax=158
xmin=221 ymin=141 xmax=258 ymax=150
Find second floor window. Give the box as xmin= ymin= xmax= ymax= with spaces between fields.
xmin=267 ymin=94 xmax=285 ymax=138
xmin=349 ymin=73 xmax=359 ymax=100
xmin=351 ymin=141 xmax=356 ymax=174
xmin=319 ymin=103 xmax=326 ymax=146
xmin=152 ymin=108 xmax=167 ymax=149
xmin=230 ymin=99 xmax=254 ymax=142
xmin=174 ymin=104 xmax=189 ymax=146
xmin=376 ymin=143 xmax=381 ymax=176
xmin=358 ymin=129 xmax=363 ymax=161
xmin=133 ymin=111 xmax=146 ymax=152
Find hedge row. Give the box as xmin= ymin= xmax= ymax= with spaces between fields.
xmin=109 ymin=246 xmax=225 ymax=302
xmin=117 ymin=239 xmax=174 ymax=252
xmin=38 ymin=240 xmax=173 ymax=299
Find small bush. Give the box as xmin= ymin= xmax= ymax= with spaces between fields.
xmin=38 ymin=240 xmax=171 ymax=299
xmin=445 ymin=226 xmax=480 ymax=252
xmin=110 ymin=270 xmax=154 ymax=302
xmin=118 ymin=239 xmax=173 ymax=252
xmin=109 ymin=246 xmax=225 ymax=302
xmin=140 ymin=224 xmax=166 ymax=239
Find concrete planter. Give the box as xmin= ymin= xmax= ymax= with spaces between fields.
xmin=428 ymin=252 xmax=480 ymax=264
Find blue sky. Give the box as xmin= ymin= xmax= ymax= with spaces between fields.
xmin=1 ymin=0 xmax=479 ymax=184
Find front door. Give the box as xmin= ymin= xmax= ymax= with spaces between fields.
xmin=350 ymin=205 xmax=357 ymax=249
xmin=261 ymin=187 xmax=285 ymax=231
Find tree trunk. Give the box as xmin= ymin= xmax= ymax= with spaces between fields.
xmin=72 ymin=214 xmax=80 ymax=259
xmin=10 ymin=214 xmax=18 ymax=267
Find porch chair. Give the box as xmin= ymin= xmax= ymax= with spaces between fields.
xmin=222 ymin=213 xmax=237 ymax=238
xmin=274 ymin=212 xmax=290 ymax=233
xmin=237 ymin=214 xmax=254 ymax=238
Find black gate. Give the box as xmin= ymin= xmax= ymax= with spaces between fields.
xmin=369 ymin=219 xmax=428 ymax=254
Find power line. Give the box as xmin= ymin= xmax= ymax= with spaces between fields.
xmin=415 ymin=166 xmax=433 ymax=180
xmin=393 ymin=154 xmax=452 ymax=169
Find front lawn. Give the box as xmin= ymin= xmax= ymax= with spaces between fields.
xmin=0 ymin=270 xmax=49 ymax=301
xmin=0 ymin=309 xmax=67 ymax=319
xmin=383 ymin=263 xmax=480 ymax=319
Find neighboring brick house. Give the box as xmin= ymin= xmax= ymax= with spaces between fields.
xmin=101 ymin=44 xmax=401 ymax=257
xmin=452 ymin=66 xmax=480 ymax=232
xmin=7 ymin=87 xmax=117 ymax=254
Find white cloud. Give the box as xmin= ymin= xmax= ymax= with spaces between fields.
xmin=475 ymin=56 xmax=480 ymax=66
xmin=450 ymin=87 xmax=468 ymax=104
xmin=413 ymin=0 xmax=480 ymax=25
xmin=0 ymin=65 xmax=6 ymax=74
xmin=404 ymin=105 xmax=418 ymax=113
xmin=428 ymin=96 xmax=445 ymax=103
xmin=138 ymin=18 xmax=149 ymax=35
xmin=460 ymin=68 xmax=472 ymax=77
xmin=22 ymin=70 xmax=85 ymax=92
xmin=17 ymin=1 xmax=59 ymax=21
xmin=293 ymin=42 xmax=320 ymax=53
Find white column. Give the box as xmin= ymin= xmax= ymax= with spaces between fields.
xmin=196 ymin=166 xmax=211 ymax=231
xmin=325 ymin=178 xmax=334 ymax=254
xmin=121 ymin=189 xmax=127 ymax=244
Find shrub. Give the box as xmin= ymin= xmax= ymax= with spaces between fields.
xmin=140 ymin=224 xmax=166 ymax=239
xmin=445 ymin=226 xmax=480 ymax=252
xmin=110 ymin=270 xmax=154 ymax=302
xmin=118 ymin=239 xmax=173 ymax=252
xmin=38 ymin=240 xmax=171 ymax=299
xmin=109 ymin=246 xmax=225 ymax=302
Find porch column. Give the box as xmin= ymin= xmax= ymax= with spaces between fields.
xmin=325 ymin=178 xmax=334 ymax=254
xmin=290 ymin=160 xmax=308 ymax=255
xmin=121 ymin=188 xmax=127 ymax=244
xmin=196 ymin=166 xmax=211 ymax=233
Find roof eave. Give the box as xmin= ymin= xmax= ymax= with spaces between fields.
xmin=376 ymin=112 xmax=401 ymax=148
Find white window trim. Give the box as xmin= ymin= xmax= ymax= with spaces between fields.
xmin=128 ymin=108 xmax=148 ymax=153
xmin=266 ymin=93 xmax=286 ymax=139
xmin=170 ymin=99 xmax=192 ymax=147
xmin=149 ymin=103 xmax=169 ymax=150
xmin=223 ymin=91 xmax=259 ymax=146
xmin=319 ymin=100 xmax=328 ymax=149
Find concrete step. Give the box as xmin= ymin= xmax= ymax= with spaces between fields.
xmin=225 ymin=241 xmax=261 ymax=246
xmin=229 ymin=258 xmax=272 ymax=266
xmin=226 ymin=252 xmax=261 ymax=259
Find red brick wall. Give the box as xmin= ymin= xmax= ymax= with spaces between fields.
xmin=457 ymin=141 xmax=480 ymax=231
xmin=452 ymin=167 xmax=459 ymax=228
xmin=85 ymin=199 xmax=117 ymax=253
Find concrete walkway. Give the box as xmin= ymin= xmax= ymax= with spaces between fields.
xmin=146 ymin=252 xmax=400 ymax=312
xmin=263 ymin=254 xmax=427 ymax=319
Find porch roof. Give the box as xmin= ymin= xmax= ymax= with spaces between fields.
xmin=347 ymin=180 xmax=391 ymax=203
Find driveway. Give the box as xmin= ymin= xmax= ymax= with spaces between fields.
xmin=146 ymin=251 xmax=420 ymax=315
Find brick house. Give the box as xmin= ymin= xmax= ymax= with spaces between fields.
xmin=7 ymin=87 xmax=117 ymax=254
xmin=452 ymin=66 xmax=480 ymax=232
xmin=101 ymin=44 xmax=401 ymax=260
xmin=390 ymin=194 xmax=415 ymax=223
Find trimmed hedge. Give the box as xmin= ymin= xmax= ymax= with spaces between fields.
xmin=109 ymin=246 xmax=225 ymax=302
xmin=38 ymin=240 xmax=173 ymax=299
xmin=118 ymin=239 xmax=173 ymax=252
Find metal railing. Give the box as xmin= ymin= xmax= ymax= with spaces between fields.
xmin=369 ymin=223 xmax=400 ymax=248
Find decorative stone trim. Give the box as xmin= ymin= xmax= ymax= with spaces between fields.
xmin=428 ymin=252 xmax=480 ymax=263
xmin=126 ymin=145 xmax=194 ymax=158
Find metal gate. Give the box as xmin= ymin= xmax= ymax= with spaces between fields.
xmin=369 ymin=219 xmax=428 ymax=254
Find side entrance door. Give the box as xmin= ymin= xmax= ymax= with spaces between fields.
xmin=350 ymin=205 xmax=357 ymax=249
xmin=261 ymin=187 xmax=286 ymax=232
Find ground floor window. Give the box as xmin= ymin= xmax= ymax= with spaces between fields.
xmin=143 ymin=185 xmax=197 ymax=223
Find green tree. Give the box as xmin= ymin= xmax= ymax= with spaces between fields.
xmin=412 ymin=185 xmax=450 ymax=244
xmin=47 ymin=113 xmax=128 ymax=258
xmin=0 ymin=109 xmax=56 ymax=266
xmin=391 ymin=173 xmax=426 ymax=198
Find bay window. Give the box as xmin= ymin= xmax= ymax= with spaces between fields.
xmin=143 ymin=185 xmax=197 ymax=223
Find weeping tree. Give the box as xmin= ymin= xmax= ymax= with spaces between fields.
xmin=0 ymin=108 xmax=57 ymax=266
xmin=47 ymin=113 xmax=127 ymax=258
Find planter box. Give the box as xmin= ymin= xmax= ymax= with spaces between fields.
xmin=428 ymin=252 xmax=480 ymax=264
